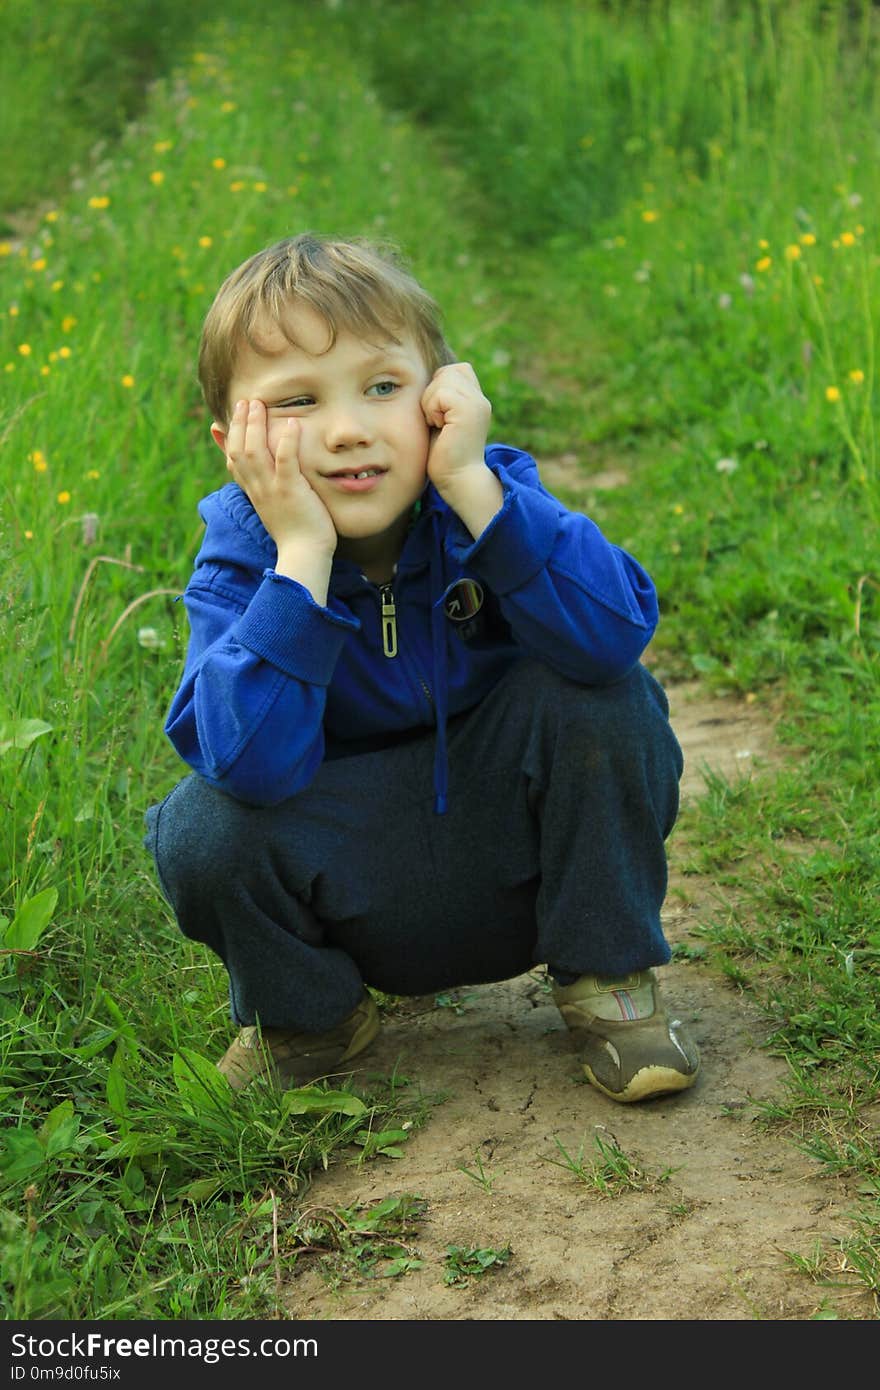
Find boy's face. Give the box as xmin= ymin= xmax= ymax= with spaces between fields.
xmin=211 ymin=304 xmax=433 ymax=572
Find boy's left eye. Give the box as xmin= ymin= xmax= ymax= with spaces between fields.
xmin=367 ymin=380 xmax=399 ymax=398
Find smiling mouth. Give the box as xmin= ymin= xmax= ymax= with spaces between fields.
xmin=325 ymin=466 xmax=387 ymax=480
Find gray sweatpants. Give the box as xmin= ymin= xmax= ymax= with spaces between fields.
xmin=145 ymin=659 xmax=683 ymax=1032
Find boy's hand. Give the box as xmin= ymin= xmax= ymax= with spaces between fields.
xmin=421 ymin=364 xmax=502 ymax=539
xmin=421 ymin=363 xmax=492 ymax=493
xmin=223 ymin=400 xmax=337 ymax=603
xmin=224 ymin=399 xmax=338 ymax=560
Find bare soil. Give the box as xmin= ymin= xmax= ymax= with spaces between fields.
xmin=282 ymin=683 xmax=876 ymax=1322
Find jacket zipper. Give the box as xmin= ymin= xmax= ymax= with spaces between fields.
xmin=377 ymin=581 xmax=431 ymax=714
xmin=379 ymin=584 xmax=398 ymax=658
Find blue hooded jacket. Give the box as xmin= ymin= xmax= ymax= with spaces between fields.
xmin=164 ymin=443 xmax=659 ymax=809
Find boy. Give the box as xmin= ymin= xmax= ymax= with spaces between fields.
xmin=145 ymin=232 xmax=700 ymax=1105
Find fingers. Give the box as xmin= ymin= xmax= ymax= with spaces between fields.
xmin=272 ymin=415 xmax=302 ymax=480
xmin=224 ymin=399 xmax=276 ymax=483
xmin=421 ymin=362 xmax=490 ymax=429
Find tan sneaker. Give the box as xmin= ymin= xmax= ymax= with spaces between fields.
xmin=216 ymin=994 xmax=380 ymax=1092
xmin=553 ymin=970 xmax=700 ymax=1103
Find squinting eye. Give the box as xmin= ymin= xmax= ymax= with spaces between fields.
xmin=275 ymin=396 xmax=314 ymax=410
xmin=368 ymin=380 xmax=398 ymax=397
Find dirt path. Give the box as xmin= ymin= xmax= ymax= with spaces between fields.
xmin=281 ymin=685 xmax=873 ymax=1322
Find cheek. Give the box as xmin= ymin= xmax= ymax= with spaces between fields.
xmin=404 ymin=400 xmax=431 ymax=451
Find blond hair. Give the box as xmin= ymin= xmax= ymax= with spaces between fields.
xmin=198 ymin=232 xmax=456 ymax=424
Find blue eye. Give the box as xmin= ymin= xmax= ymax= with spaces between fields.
xmin=368 ymin=380 xmax=398 ymax=397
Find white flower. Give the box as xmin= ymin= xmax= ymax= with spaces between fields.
xmin=739 ymin=273 xmax=755 ymax=294
xmin=715 ymin=457 xmax=738 ymax=475
xmin=718 ymin=293 xmax=732 ymax=309
xmin=137 ymin=626 xmax=165 ymax=651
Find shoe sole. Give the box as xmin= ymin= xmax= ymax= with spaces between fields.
xmin=583 ymin=1060 xmax=700 ymax=1104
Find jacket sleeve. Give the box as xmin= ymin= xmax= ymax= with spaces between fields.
xmin=444 ymin=445 xmax=658 ymax=684
xmin=165 ymin=564 xmax=359 ymax=806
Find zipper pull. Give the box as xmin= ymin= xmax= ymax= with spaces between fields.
xmin=380 ymin=584 xmax=398 ymax=658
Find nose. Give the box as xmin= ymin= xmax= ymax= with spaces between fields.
xmin=323 ymin=404 xmax=373 ymax=452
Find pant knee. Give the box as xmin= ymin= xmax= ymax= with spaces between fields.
xmin=516 ymin=660 xmax=675 ymax=753
xmin=145 ymin=775 xmax=254 ymax=902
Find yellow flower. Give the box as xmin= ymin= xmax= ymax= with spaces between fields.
xmin=31 ymin=258 xmax=46 ymax=272
xmin=49 ymin=351 xmax=58 ymax=362
xmin=8 ymin=305 xmax=19 ymax=317
xmin=672 ymin=503 xmax=685 ymax=516
xmin=88 ymin=195 xmax=110 ymax=209
xmin=849 ymin=369 xmax=865 ymax=384
xmin=61 ymin=315 xmax=77 ymax=333
xmin=198 ymin=236 xmax=213 ymax=248
xmin=229 ymin=180 xmax=245 ymax=192
xmin=153 ymin=139 xmax=173 ymax=153
xmin=758 ymin=238 xmax=769 ymax=249
xmin=221 ymin=101 xmax=237 ymax=113
xmin=253 ymin=181 xmax=267 ymax=192
xmin=57 ymin=490 xmax=71 ymax=505
xmin=59 ymin=346 xmax=72 ymax=359
xmin=40 ymin=365 xmax=50 ymax=376
xmin=825 ymin=386 xmax=841 ymax=402
xmin=641 ymin=209 xmax=659 ymax=223
xmin=4 ymin=363 xmax=15 ymax=373
xmin=86 ymin=468 xmax=101 ymax=480
xmin=45 ymin=210 xmax=59 ymax=223
xmin=813 ymin=275 xmax=824 ymax=286
xmin=31 ymin=451 xmax=48 ymax=471
xmin=0 ymin=242 xmax=11 ymax=256
xmin=840 ymin=231 xmax=856 ymax=246
xmin=211 ymin=157 xmax=226 ymax=170
xmin=784 ymin=244 xmax=801 ymax=261
xmin=18 ymin=343 xmax=32 ymax=356
xmin=121 ymin=374 xmax=135 ymax=388
xmin=24 ymin=530 xmax=33 ymax=541
xmin=755 ymin=256 xmax=772 ymax=272
xmin=800 ymin=232 xmax=817 ymax=246
xmin=51 ymin=280 xmax=64 ymax=292
xmin=150 ymin=170 xmax=165 ymax=186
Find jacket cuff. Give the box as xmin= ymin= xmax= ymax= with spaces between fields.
xmin=235 ymin=571 xmax=359 ymax=685
xmin=446 ymin=475 xmax=559 ymax=593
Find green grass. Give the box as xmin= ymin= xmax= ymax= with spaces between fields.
xmin=0 ymin=0 xmax=220 ymax=219
xmin=1 ymin=0 xmax=879 ymax=1318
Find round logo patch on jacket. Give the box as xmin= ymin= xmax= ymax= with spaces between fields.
xmin=441 ymin=578 xmax=485 ymax=623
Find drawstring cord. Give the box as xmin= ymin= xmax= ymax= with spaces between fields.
xmin=430 ymin=509 xmax=450 ymax=814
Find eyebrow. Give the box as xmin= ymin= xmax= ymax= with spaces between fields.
xmin=261 ymin=349 xmax=416 ymax=398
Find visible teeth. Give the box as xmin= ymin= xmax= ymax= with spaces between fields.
xmin=354 ymin=469 xmax=377 ymax=479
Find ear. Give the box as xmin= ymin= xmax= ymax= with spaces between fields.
xmin=210 ymin=422 xmax=228 ymax=454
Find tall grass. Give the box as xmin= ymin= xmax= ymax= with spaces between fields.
xmin=0 ymin=5 xmax=504 ymax=1319
xmin=0 ymin=0 xmax=222 ymax=217
xmin=1 ymin=0 xmax=878 ymax=1316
